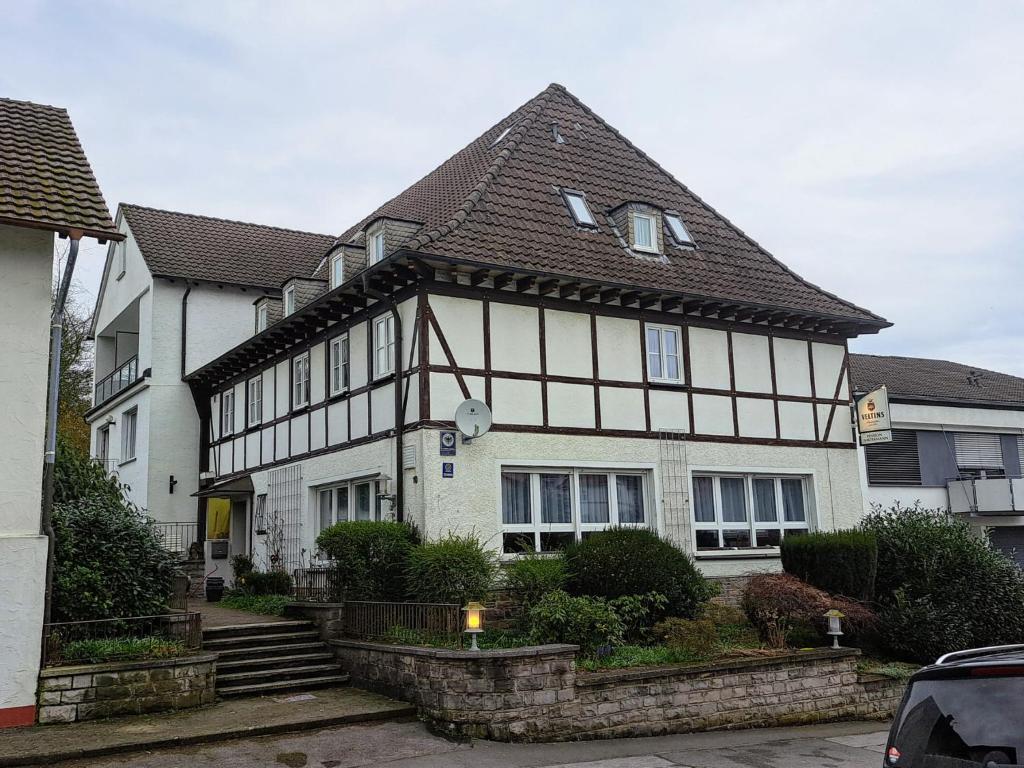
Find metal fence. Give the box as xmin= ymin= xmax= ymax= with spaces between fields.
xmin=293 ymin=567 xmax=340 ymax=603
xmin=41 ymin=612 xmax=202 ymax=667
xmin=152 ymin=521 xmax=200 ymax=559
xmin=342 ymin=601 xmax=462 ymax=644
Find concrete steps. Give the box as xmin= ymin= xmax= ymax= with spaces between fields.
xmin=202 ymin=620 xmax=348 ymax=698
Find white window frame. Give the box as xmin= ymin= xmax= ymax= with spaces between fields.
xmin=292 ymin=352 xmax=310 ymax=409
xmin=316 ymin=479 xmax=379 ymax=533
xmin=690 ymin=471 xmax=813 ymax=554
xmin=247 ymin=376 xmax=262 ymax=427
xmin=116 ymin=242 xmax=126 ymax=280
xmin=120 ymin=406 xmax=138 ymax=464
xmin=97 ymin=425 xmax=111 ymax=464
xmin=373 ymin=314 xmax=395 ymax=379
xmin=631 ymin=212 xmax=658 ymax=253
xmin=256 ymin=304 xmax=269 ymax=333
xmin=330 ymin=252 xmax=344 ymax=289
xmin=368 ymin=229 xmax=386 ymax=265
xmin=329 ymin=334 xmax=350 ymax=396
xmin=284 ymin=286 xmax=296 ymax=316
xmin=499 ymin=465 xmax=653 ymax=554
xmin=644 ymin=323 xmax=683 ymax=384
xmin=221 ymin=389 xmax=234 ymax=436
xmin=664 ymin=213 xmax=695 ymax=246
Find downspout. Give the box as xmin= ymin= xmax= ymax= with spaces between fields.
xmin=41 ymin=233 xmax=82 ymax=626
xmin=362 ymin=274 xmax=404 ymax=522
xmin=180 ymin=284 xmax=192 ymax=379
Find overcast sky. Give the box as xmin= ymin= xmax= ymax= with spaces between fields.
xmin=4 ymin=1 xmax=1022 ymax=373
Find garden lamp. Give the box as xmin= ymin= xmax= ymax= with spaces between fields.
xmin=824 ymin=609 xmax=844 ymax=649
xmin=463 ymin=601 xmax=485 ymax=651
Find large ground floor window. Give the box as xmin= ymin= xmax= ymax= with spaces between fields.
xmin=501 ymin=466 xmax=651 ymax=554
xmin=691 ymin=473 xmax=811 ymax=551
xmin=316 ymin=479 xmax=378 ymax=532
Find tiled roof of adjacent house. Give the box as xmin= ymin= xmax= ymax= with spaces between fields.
xmin=0 ymin=98 xmax=120 ymax=240
xmin=849 ymin=353 xmax=1024 ymax=407
xmin=120 ymin=204 xmax=336 ymax=289
xmin=333 ymin=83 xmax=887 ymax=326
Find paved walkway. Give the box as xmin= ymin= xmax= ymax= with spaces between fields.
xmin=189 ymin=598 xmax=289 ymax=628
xmin=52 ymin=720 xmax=891 ymax=768
xmin=0 ymin=688 xmax=414 ymax=767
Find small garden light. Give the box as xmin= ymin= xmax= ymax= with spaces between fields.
xmin=463 ymin=601 xmax=485 ymax=651
xmin=824 ymin=609 xmax=844 ymax=649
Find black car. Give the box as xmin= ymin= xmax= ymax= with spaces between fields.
xmin=885 ymin=644 xmax=1024 ymax=767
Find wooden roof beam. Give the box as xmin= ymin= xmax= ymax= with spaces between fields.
xmin=599 ymin=287 xmax=621 ymax=304
xmin=579 ymin=285 xmax=601 ymax=301
xmin=469 ymin=268 xmax=490 ymax=286
xmin=537 ymin=279 xmax=559 ymax=296
xmin=620 ymin=291 xmax=640 ymax=307
xmin=516 ymin=276 xmax=536 ymax=292
xmin=492 ymin=272 xmax=513 ymax=290
xmin=559 ymin=282 xmax=580 ymax=299
xmin=638 ymin=294 xmax=660 ymax=309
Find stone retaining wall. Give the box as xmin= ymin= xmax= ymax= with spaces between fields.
xmin=37 ymin=654 xmax=217 ymax=724
xmin=330 ymin=640 xmax=903 ymax=742
xmin=709 ymin=575 xmax=752 ymax=608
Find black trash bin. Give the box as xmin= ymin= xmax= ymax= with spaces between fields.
xmin=205 ymin=576 xmax=225 ymax=602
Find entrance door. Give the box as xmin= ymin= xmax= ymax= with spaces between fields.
xmin=230 ymin=499 xmax=250 ymax=560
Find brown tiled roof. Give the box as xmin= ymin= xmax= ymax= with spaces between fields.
xmin=120 ymin=204 xmax=335 ymax=290
xmin=0 ymin=98 xmax=120 ymax=240
xmin=334 ymin=83 xmax=887 ymax=326
xmin=850 ymin=353 xmax=1024 ymax=407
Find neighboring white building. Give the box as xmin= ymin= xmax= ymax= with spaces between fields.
xmin=0 ymin=98 xmax=120 ymax=728
xmin=180 ymin=84 xmax=891 ymax=584
xmin=851 ymin=353 xmax=1024 ymax=564
xmin=87 ymin=205 xmax=334 ymax=549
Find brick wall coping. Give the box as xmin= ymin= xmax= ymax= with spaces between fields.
xmin=578 ymin=648 xmax=862 ymax=688
xmin=329 ymin=638 xmax=579 ymax=660
xmin=39 ymin=653 xmax=218 ymax=678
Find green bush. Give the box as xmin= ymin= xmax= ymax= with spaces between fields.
xmin=527 ymin=590 xmax=624 ymax=654
xmin=652 ymin=617 xmax=719 ymax=660
xmin=861 ymin=503 xmax=1024 ymax=663
xmin=58 ymin=636 xmax=185 ymax=665
xmin=230 ymin=554 xmax=255 ymax=578
xmin=237 ymin=569 xmax=292 ymax=596
xmin=221 ymin=593 xmax=290 ymax=616
xmin=608 ymin=592 xmax=668 ymax=643
xmin=564 ymin=528 xmax=715 ymax=618
xmin=54 ymin=438 xmax=131 ymax=507
xmin=316 ymin=521 xmax=419 ymax=601
xmin=406 ymin=533 xmax=497 ymax=605
xmin=503 ymin=551 xmax=567 ymax=609
xmin=780 ymin=530 xmax=878 ymax=600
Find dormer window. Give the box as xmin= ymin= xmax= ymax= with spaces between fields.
xmin=632 ymin=212 xmax=658 ymax=253
xmin=256 ymin=304 xmax=268 ymax=332
xmin=561 ymin=189 xmax=596 ymax=228
xmin=284 ymin=285 xmax=296 ymax=315
xmin=369 ymin=230 xmax=386 ymax=265
xmin=330 ymin=252 xmax=344 ymax=289
xmin=664 ymin=213 xmax=695 ymax=247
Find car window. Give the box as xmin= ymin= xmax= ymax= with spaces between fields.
xmin=889 ymin=675 xmax=1024 ymax=767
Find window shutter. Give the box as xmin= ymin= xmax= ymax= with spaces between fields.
xmin=864 ymin=429 xmax=921 ymax=486
xmin=1018 ymin=436 xmax=1024 ymax=476
xmin=953 ymin=433 xmax=1003 ymax=469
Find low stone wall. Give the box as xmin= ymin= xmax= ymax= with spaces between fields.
xmin=709 ymin=575 xmax=752 ymax=608
xmin=330 ymin=640 xmax=903 ymax=742
xmin=285 ymin=602 xmax=344 ymax=641
xmin=37 ymin=654 xmax=217 ymax=724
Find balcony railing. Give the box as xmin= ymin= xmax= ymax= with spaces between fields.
xmin=94 ymin=355 xmax=139 ymax=406
xmin=153 ymin=521 xmax=200 ymax=559
xmin=948 ymin=478 xmax=1024 ymax=515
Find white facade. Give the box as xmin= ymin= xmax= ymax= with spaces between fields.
xmin=0 ymin=223 xmax=53 ymax=725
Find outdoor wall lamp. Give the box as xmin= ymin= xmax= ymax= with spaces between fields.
xmin=463 ymin=601 xmax=485 ymax=651
xmin=824 ymin=609 xmax=844 ymax=649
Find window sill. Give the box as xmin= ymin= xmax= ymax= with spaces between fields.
xmin=696 ymin=549 xmax=780 ymax=561
xmin=648 ymin=379 xmax=685 ymax=388
xmin=632 ymin=245 xmax=661 ymax=255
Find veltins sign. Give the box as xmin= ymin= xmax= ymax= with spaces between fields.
xmin=856 ymin=385 xmax=892 ymax=445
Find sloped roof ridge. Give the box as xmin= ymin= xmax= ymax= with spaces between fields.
xmin=551 ymin=85 xmax=884 ymax=323
xmin=405 ymin=85 xmax=558 ymax=251
xmin=851 ymin=352 xmax=1024 ymax=379
xmin=120 ymin=202 xmax=335 ymax=240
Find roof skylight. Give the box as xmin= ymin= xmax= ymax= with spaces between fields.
xmin=562 ymin=190 xmax=596 ymax=227
xmin=665 ymin=213 xmax=695 ymax=246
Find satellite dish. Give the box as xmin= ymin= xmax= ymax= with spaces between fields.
xmin=454 ymin=399 xmax=492 ymax=440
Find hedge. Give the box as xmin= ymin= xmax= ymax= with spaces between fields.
xmin=780 ymin=530 xmax=878 ymax=600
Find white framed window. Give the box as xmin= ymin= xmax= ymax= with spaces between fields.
xmin=284 ymin=286 xmax=296 ymax=316
xmin=247 ymin=377 xmax=262 ymax=427
xmin=329 ymin=334 xmax=350 ymax=395
xmin=316 ymin=480 xmax=378 ymax=533
xmin=97 ymin=425 xmax=111 ymax=464
xmin=631 ymin=212 xmax=658 ymax=252
xmin=292 ymin=352 xmax=310 ymax=409
xmin=221 ymin=389 xmax=234 ymax=435
xmin=692 ymin=473 xmax=811 ymax=552
xmin=330 ymin=252 xmax=344 ymax=289
xmin=120 ymin=407 xmax=138 ymax=463
xmin=368 ymin=230 xmax=386 ymax=264
xmin=373 ymin=314 xmax=395 ymax=378
xmin=561 ymin=189 xmax=597 ymax=227
xmin=664 ymin=213 xmax=695 ymax=246
xmin=116 ymin=242 xmax=126 ymax=280
xmin=645 ymin=323 xmax=682 ymax=383
xmin=500 ymin=467 xmax=650 ymax=554
xmin=256 ymin=304 xmax=268 ymax=332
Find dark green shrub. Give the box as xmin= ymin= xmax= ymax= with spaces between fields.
xmin=316 ymin=521 xmax=419 ymax=601
xmin=54 ymin=438 xmax=131 ymax=507
xmin=221 ymin=593 xmax=290 ymax=616
xmin=230 ymin=554 xmax=255 ymax=578
xmin=861 ymin=503 xmax=1024 ymax=663
xmin=652 ymin=617 xmax=719 ymax=660
xmin=52 ymin=496 xmax=176 ymax=622
xmin=780 ymin=530 xmax=878 ymax=600
xmin=527 ymin=590 xmax=624 ymax=654
xmin=237 ymin=569 xmax=292 ymax=596
xmin=503 ymin=551 xmax=567 ymax=609
xmin=608 ymin=592 xmax=667 ymax=643
xmin=564 ymin=528 xmax=715 ymax=618
xmin=406 ymin=533 xmax=497 ymax=605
